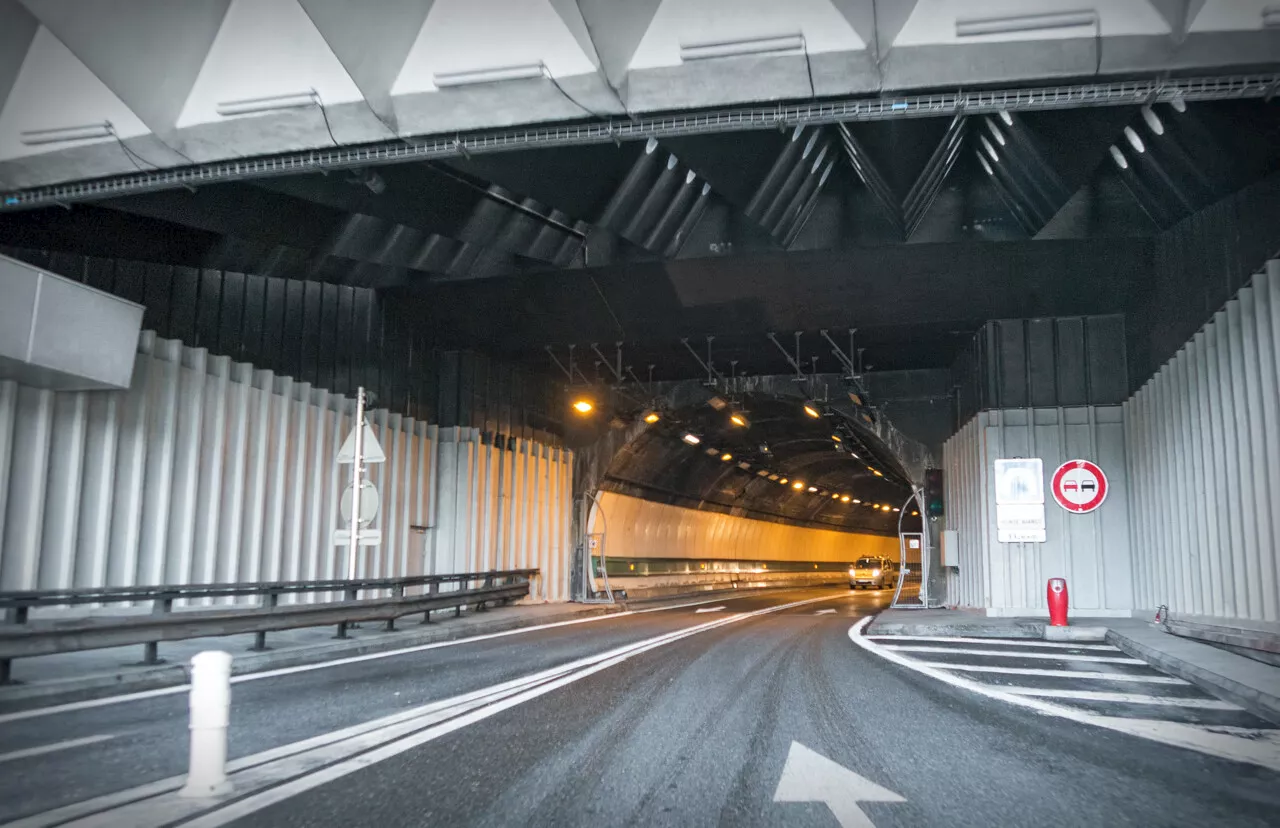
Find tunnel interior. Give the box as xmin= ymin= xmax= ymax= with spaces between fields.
xmin=597 ymin=392 xmax=919 ymax=536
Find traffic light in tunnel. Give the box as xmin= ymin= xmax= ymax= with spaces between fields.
xmin=924 ymin=468 xmax=944 ymax=518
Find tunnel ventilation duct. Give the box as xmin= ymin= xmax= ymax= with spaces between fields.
xmin=0 ymin=253 xmax=143 ymax=391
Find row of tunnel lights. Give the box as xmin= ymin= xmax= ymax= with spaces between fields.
xmin=571 ymin=396 xmax=917 ymax=515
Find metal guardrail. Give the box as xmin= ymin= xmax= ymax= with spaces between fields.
xmin=0 ymin=569 xmax=538 ymax=684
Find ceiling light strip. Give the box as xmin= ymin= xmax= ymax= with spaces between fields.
xmin=2 ymin=73 xmax=1275 ymax=210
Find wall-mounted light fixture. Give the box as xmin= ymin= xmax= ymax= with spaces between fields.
xmin=433 ymin=63 xmax=547 ymax=88
xmin=956 ymin=10 xmax=1097 ymax=37
xmin=217 ymin=91 xmax=318 ymax=117
xmin=680 ymin=33 xmax=805 ymax=61
xmin=1109 ymin=145 xmax=1129 ymax=170
xmin=1142 ymin=105 xmax=1165 ymax=136
xmin=1262 ymin=7 xmax=1280 ymax=27
xmin=1124 ymin=126 xmax=1146 ymax=154
xmin=20 ymin=122 xmax=114 ymax=145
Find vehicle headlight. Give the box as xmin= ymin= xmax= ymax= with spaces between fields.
xmin=872 ymin=569 xmax=881 ymax=577
xmin=848 ymin=568 xmax=856 ymax=576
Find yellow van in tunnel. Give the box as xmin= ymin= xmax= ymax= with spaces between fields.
xmin=849 ymin=557 xmax=897 ymax=590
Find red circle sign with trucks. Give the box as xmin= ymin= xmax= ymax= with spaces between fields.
xmin=1051 ymin=460 xmax=1108 ymax=513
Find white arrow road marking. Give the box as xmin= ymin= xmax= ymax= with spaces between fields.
xmin=773 ymin=741 xmax=905 ymax=828
xmin=695 ymin=606 xmax=726 ymax=613
xmin=0 ymin=733 xmax=115 ymax=764
xmin=814 ymin=609 xmax=837 ymax=615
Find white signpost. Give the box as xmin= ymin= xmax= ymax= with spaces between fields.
xmin=993 ymin=458 xmax=1046 ymax=543
xmin=334 ymin=388 xmax=386 ymax=578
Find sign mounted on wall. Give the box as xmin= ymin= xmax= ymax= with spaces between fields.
xmin=1051 ymin=460 xmax=1108 ymax=513
xmin=994 ymin=458 xmax=1046 ymax=543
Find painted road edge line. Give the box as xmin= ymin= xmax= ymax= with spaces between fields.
xmin=879 ymin=645 xmax=1145 ymax=664
xmin=0 ymin=591 xmax=794 ymax=725
xmin=849 ymin=617 xmax=1280 ymax=773
xmin=864 ymin=635 xmax=1119 ymax=651
xmin=0 ymin=734 xmax=115 ymax=765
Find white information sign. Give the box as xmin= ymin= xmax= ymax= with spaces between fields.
xmin=994 ymin=459 xmax=1046 ymax=543
xmin=994 ymin=458 xmax=1044 ymax=505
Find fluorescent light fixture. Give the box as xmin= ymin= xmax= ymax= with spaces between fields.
xmin=986 ymin=120 xmax=1007 ymax=146
xmin=1263 ymin=7 xmax=1280 ymax=27
xmin=977 ymin=153 xmax=995 ymax=176
xmin=998 ymin=110 xmax=1013 ymax=126
xmin=433 ymin=63 xmax=547 ymax=88
xmin=707 ymin=396 xmax=728 ymax=411
xmin=20 ymin=122 xmax=113 ymax=145
xmin=956 ymin=10 xmax=1098 ymax=37
xmin=757 ymin=470 xmax=770 ymax=477
xmin=1109 ymin=145 xmax=1129 ymax=170
xmin=1142 ymin=106 xmax=1165 ymax=136
xmin=1170 ymin=95 xmax=1187 ymax=114
xmin=738 ymin=462 xmax=752 ymax=471
xmin=682 ymin=433 xmax=701 ymax=445
xmin=721 ymin=452 xmax=734 ymax=462
xmin=1124 ymin=126 xmax=1146 ymax=154
xmin=680 ymin=34 xmax=805 ymax=61
xmin=216 ymin=91 xmax=318 ymax=117
xmin=852 ymin=499 xmax=861 ymax=504
xmin=980 ymin=135 xmax=1000 ymax=163
xmin=768 ymin=474 xmax=780 ymax=481
xmin=808 ymin=486 xmax=819 ymax=493
xmin=704 ymin=447 xmax=719 ymax=456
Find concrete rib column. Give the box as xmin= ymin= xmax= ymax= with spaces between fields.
xmin=168 ymin=348 xmax=208 ymax=590
xmin=75 ymin=387 xmax=119 ymax=591
xmin=433 ymin=428 xmax=459 ymax=581
xmin=319 ymin=397 xmax=346 ymax=591
xmin=193 ymin=356 xmax=230 ymax=600
xmin=281 ymin=382 xmax=312 ymax=588
xmin=1238 ymin=287 xmax=1274 ymax=621
xmin=1 ymin=385 xmax=54 ymax=590
xmin=137 ymin=339 xmax=183 ymax=587
xmin=108 ymin=340 xmax=154 ymax=592
xmin=215 ymin=364 xmax=254 ymax=597
xmin=39 ymin=391 xmax=88 ymax=590
xmin=260 ymin=375 xmax=292 ymax=583
xmin=1257 ymin=265 xmax=1280 ymax=621
xmin=239 ymin=370 xmax=273 ymax=585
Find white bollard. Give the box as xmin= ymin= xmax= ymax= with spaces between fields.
xmin=179 ymin=650 xmax=234 ymax=798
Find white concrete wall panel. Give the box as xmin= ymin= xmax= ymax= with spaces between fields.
xmin=175 ymin=0 xmax=363 ymax=128
xmin=894 ymin=0 xmax=1170 ymax=46
xmin=0 ymin=27 xmax=149 ymax=161
xmin=593 ymin=491 xmax=899 ymax=565
xmin=392 ymin=0 xmax=596 ymax=95
xmin=629 ymin=0 xmax=864 ymax=69
xmin=0 ymin=333 xmax=574 ymax=604
xmin=1125 ymin=263 xmax=1280 ymax=624
xmin=943 ymin=406 xmax=1134 ymax=617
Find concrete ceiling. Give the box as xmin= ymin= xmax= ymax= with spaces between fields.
xmin=0 ymin=0 xmax=1278 ymax=190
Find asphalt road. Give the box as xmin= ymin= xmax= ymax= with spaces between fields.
xmin=2 ymin=586 xmax=1278 ymax=828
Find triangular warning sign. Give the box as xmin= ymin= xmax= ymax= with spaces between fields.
xmin=337 ymin=422 xmax=386 ymax=464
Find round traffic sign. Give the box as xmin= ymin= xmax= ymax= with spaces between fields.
xmin=1050 ymin=460 xmax=1107 ymax=513
xmin=340 ymin=481 xmax=380 ymax=525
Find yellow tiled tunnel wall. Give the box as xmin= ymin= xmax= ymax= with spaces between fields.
xmin=593 ymin=491 xmax=900 ymax=564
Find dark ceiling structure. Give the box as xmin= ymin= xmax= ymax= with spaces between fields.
xmin=3 ymin=95 xmax=1277 ymax=383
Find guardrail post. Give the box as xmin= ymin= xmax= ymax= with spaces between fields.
xmin=250 ymin=591 xmax=280 ymax=651
xmin=386 ymin=585 xmax=404 ymax=631
xmin=179 ymin=650 xmax=233 ymax=799
xmin=5 ymin=606 xmax=29 ymax=624
xmin=0 ymin=658 xmax=11 ymax=685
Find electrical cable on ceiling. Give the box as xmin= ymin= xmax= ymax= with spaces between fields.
xmin=544 ymin=70 xmax=617 ymax=122
xmin=802 ymin=42 xmax=815 ymax=99
xmin=315 ymin=96 xmax=340 ymax=147
xmin=109 ymin=127 xmax=162 ymax=173
xmin=588 ymin=273 xmax=626 ymax=339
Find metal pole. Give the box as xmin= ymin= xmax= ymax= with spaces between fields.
xmin=348 ymin=387 xmax=365 ymax=581
xmin=179 ymin=650 xmax=233 ymax=798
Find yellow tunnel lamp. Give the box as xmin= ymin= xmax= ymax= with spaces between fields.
xmin=729 ymin=412 xmax=750 ymax=427
xmin=779 ymin=478 xmax=789 ymax=485
xmin=803 ymin=403 xmax=821 ymax=418
xmin=832 ymin=493 xmax=840 ymax=499
xmin=643 ymin=410 xmax=661 ymax=424
xmin=831 ymin=434 xmax=841 ymax=443
xmin=841 ymin=495 xmax=851 ymax=503
xmin=572 ymin=399 xmax=594 ymax=414
xmin=721 ymin=452 xmax=733 ymax=462
xmin=792 ymin=480 xmax=805 ymax=490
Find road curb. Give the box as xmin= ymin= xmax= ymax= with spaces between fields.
xmin=0 ymin=604 xmax=626 ymax=713
xmin=1106 ymin=627 xmax=1280 ymax=726
xmin=866 ymin=618 xmax=1046 ymax=638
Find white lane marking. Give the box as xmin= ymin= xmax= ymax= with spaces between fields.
xmin=0 ymin=734 xmax=115 ymax=765
xmin=917 ymin=663 xmax=1189 ymax=683
xmin=169 ymin=594 xmax=848 ymax=828
xmin=882 ymin=645 xmax=1144 ymax=664
xmin=24 ymin=593 xmax=848 ymax=828
xmin=851 ymin=618 xmax=1280 ymax=773
xmin=865 ymin=635 xmax=1119 ymax=651
xmin=0 ymin=590 xmax=822 ymax=725
xmin=999 ymin=688 xmax=1240 ymax=710
xmin=695 ymin=606 xmax=726 ymax=613
xmin=814 ymin=609 xmax=837 ymax=615
xmin=773 ymin=741 xmax=905 ymax=828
